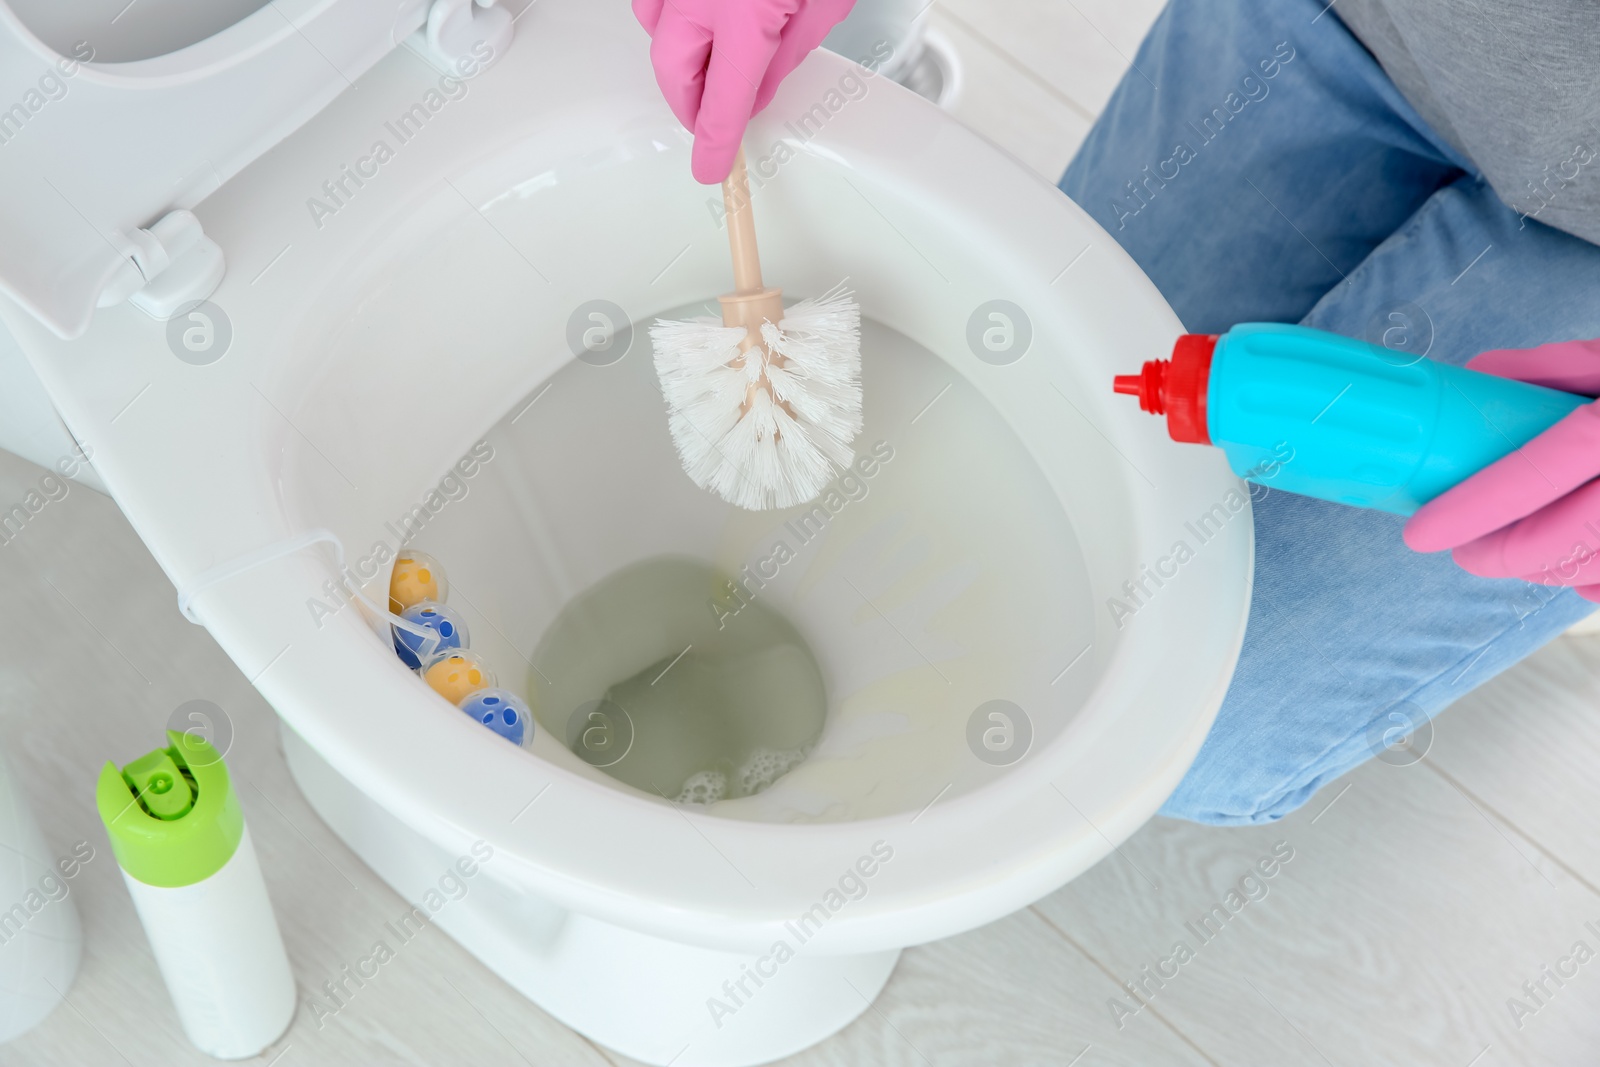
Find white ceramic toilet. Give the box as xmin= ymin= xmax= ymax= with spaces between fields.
xmin=0 ymin=1 xmax=1252 ymax=1063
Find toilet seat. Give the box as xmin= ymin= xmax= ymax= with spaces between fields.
xmin=0 ymin=1 xmax=1252 ymax=1061
xmin=0 ymin=0 xmax=511 ymax=338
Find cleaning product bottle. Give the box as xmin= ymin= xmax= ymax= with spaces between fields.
xmin=1113 ymin=323 xmax=1592 ymax=515
xmin=96 ymin=730 xmax=294 ymax=1059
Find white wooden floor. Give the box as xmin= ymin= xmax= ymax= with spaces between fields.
xmin=8 ymin=2 xmax=1600 ymax=1065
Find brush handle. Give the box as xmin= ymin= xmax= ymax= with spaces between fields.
xmin=718 ymin=144 xmax=785 ymax=387
xmin=723 ymin=147 xmax=765 ymax=295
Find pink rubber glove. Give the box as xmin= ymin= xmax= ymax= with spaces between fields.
xmin=1404 ymin=338 xmax=1600 ymax=600
xmin=632 ymin=0 xmax=856 ymax=184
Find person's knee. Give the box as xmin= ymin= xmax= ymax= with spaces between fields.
xmin=1160 ymin=776 xmax=1309 ymax=826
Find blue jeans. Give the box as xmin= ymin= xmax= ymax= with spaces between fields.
xmin=1061 ymin=0 xmax=1600 ymax=824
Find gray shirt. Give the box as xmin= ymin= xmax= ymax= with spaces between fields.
xmin=1335 ymin=0 xmax=1600 ymax=245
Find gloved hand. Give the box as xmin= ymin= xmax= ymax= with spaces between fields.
xmin=1404 ymin=338 xmax=1600 ymax=600
xmin=632 ymin=0 xmax=857 ymax=184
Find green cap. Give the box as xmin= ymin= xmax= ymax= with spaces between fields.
xmin=96 ymin=730 xmax=243 ymax=888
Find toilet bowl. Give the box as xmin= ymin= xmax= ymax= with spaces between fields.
xmin=0 ymin=1 xmax=1252 ymax=1063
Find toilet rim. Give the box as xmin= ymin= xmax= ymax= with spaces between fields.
xmin=3 ymin=22 xmax=1253 ymax=948
xmin=204 ymin=161 xmax=1248 ymax=940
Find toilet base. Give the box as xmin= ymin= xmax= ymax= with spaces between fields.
xmin=281 ymin=724 xmax=900 ymax=1066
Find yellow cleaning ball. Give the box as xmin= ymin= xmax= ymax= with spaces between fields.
xmin=390 ymin=550 xmax=447 ymax=614
xmin=422 ymin=651 xmax=495 ymax=705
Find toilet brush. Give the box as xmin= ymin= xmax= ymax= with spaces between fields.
xmin=650 ymin=147 xmax=863 ymax=511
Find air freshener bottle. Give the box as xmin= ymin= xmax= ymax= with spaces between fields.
xmin=0 ymin=748 xmax=82 ymax=1042
xmin=96 ymin=730 xmax=294 ymax=1059
xmin=1113 ymin=323 xmax=1591 ymax=515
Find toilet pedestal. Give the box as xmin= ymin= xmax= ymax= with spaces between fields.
xmin=281 ymin=725 xmax=901 ymax=1066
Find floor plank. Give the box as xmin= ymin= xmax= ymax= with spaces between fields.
xmin=1426 ymin=636 xmax=1600 ymax=895
xmin=1035 ymin=747 xmax=1600 ymax=1067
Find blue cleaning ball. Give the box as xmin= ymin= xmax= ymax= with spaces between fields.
xmin=458 ymin=688 xmax=529 ymax=746
xmin=393 ymin=601 xmax=468 ymax=669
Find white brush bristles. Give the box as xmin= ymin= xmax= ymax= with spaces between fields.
xmin=650 ymin=283 xmax=864 ymax=511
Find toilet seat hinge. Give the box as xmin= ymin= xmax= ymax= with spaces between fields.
xmin=416 ymin=0 xmax=514 ymax=74
xmin=97 ymin=209 xmax=227 ymax=323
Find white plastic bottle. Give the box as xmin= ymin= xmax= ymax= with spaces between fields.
xmin=96 ymin=730 xmax=295 ymax=1059
xmin=0 ymin=748 xmax=82 ymax=1042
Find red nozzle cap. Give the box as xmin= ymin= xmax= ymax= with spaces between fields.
xmin=1111 ymin=333 xmax=1217 ymax=444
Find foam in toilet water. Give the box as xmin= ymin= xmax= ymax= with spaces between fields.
xmin=675 ymin=770 xmax=727 ymax=805
xmin=674 ymin=747 xmax=808 ymax=804
xmin=527 ymin=557 xmax=827 ymax=805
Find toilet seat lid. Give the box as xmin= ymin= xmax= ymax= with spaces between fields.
xmin=0 ymin=0 xmax=435 ymax=339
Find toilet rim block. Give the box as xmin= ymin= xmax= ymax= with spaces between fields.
xmin=392 ymin=599 xmax=469 ymax=668
xmin=459 ymin=688 xmax=529 ymax=744
xmin=420 ymin=647 xmax=497 ymax=695
xmin=390 ymin=549 xmax=449 ymax=613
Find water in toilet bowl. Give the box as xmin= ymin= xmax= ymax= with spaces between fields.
xmin=528 ymin=556 xmax=828 ymax=804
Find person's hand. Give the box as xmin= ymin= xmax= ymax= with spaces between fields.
xmin=632 ymin=0 xmax=857 ymax=184
xmin=1404 ymin=338 xmax=1600 ymax=599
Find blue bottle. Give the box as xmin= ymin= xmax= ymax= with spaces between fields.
xmin=1113 ymin=323 xmax=1589 ymax=515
